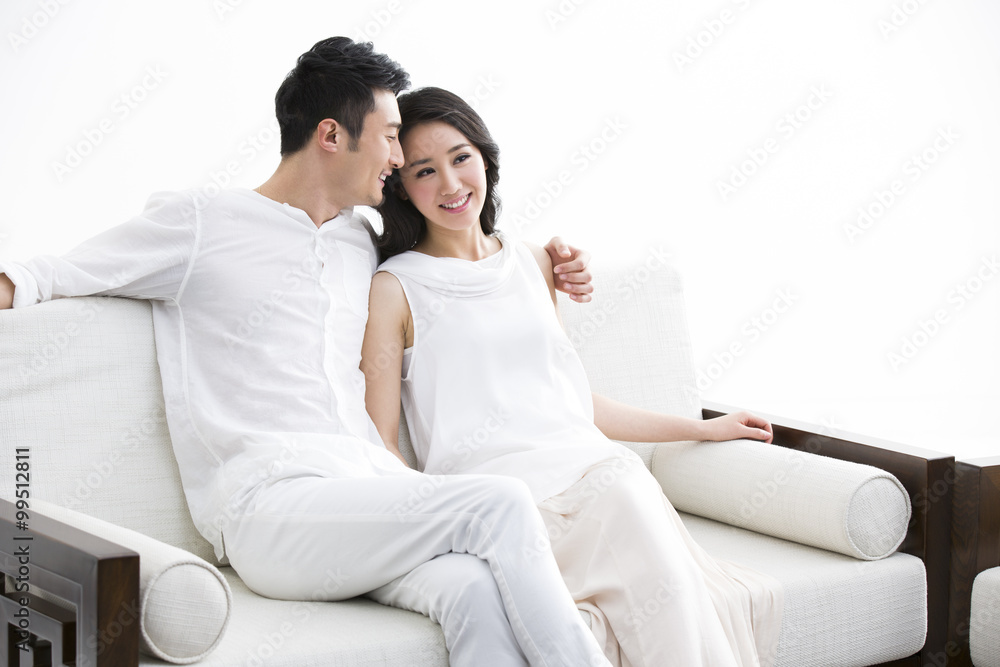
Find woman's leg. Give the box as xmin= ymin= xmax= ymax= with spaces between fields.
xmin=537 ymin=457 xmax=781 ymax=667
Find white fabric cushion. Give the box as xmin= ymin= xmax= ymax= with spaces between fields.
xmin=653 ymin=439 xmax=911 ymax=560
xmin=971 ymin=566 xmax=1000 ymax=667
xmin=0 ymin=296 xmax=218 ymax=564
xmin=147 ymin=568 xmax=449 ymax=666
xmin=32 ymin=499 xmax=231 ymax=664
xmin=681 ymin=512 xmax=926 ymax=666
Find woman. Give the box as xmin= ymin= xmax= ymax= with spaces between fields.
xmin=361 ymin=87 xmax=783 ymax=667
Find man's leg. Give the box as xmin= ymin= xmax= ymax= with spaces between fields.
xmin=368 ymin=552 xmax=529 ymax=666
xmin=223 ymin=471 xmax=609 ymax=667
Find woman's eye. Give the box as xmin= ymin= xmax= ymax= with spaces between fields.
xmin=416 ymin=168 xmax=434 ymax=178
xmin=455 ymin=154 xmax=471 ymax=164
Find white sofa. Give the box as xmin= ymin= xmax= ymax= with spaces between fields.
xmin=0 ymin=260 xmax=951 ymax=666
xmin=971 ymin=567 xmax=1000 ymax=667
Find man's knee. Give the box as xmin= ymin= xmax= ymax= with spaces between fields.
xmin=430 ymin=553 xmax=503 ymax=613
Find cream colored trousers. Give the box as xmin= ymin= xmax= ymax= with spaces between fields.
xmin=536 ymin=457 xmax=784 ymax=667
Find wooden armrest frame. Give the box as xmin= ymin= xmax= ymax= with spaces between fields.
xmin=702 ymin=400 xmax=955 ymax=667
xmin=0 ymin=499 xmax=139 ymax=667
xmin=946 ymin=455 xmax=1000 ymax=667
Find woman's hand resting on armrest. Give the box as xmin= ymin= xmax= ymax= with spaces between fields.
xmin=701 ymin=410 xmax=774 ymax=444
xmin=0 ymin=274 xmax=13 ymax=310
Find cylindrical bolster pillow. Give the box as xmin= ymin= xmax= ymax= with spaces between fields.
xmin=971 ymin=567 xmax=1000 ymax=667
xmin=32 ymin=499 xmax=231 ymax=664
xmin=651 ymin=439 xmax=911 ymax=560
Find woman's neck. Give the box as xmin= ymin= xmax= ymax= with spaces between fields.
xmin=415 ymin=225 xmax=501 ymax=260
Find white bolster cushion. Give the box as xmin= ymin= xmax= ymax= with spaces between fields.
xmin=651 ymin=439 xmax=911 ymax=560
xmin=971 ymin=567 xmax=1000 ymax=667
xmin=32 ymin=499 xmax=231 ymax=663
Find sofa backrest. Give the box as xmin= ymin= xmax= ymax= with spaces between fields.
xmin=2 ymin=256 xmax=702 ymax=560
xmin=0 ymin=296 xmax=218 ymax=564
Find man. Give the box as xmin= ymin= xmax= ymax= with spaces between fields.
xmin=0 ymin=37 xmax=607 ymax=667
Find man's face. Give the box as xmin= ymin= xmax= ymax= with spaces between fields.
xmin=339 ymin=89 xmax=404 ymax=208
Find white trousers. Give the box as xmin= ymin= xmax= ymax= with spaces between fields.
xmin=537 ymin=457 xmax=784 ymax=667
xmin=223 ymin=470 xmax=611 ymax=667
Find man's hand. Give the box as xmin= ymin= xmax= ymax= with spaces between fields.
xmin=702 ymin=411 xmax=774 ymax=444
xmin=0 ymin=274 xmax=13 ymax=310
xmin=543 ymin=237 xmax=593 ymax=303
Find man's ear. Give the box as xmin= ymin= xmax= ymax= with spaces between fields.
xmin=317 ymin=119 xmax=341 ymax=153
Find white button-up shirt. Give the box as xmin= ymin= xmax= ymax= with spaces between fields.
xmin=0 ymin=189 xmax=408 ymax=558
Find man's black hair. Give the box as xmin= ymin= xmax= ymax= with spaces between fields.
xmin=275 ymin=37 xmax=410 ymax=156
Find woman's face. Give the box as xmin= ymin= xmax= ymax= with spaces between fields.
xmin=398 ymin=121 xmax=488 ymax=235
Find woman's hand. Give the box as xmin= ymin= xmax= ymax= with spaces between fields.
xmin=702 ymin=411 xmax=774 ymax=444
xmin=543 ymin=237 xmax=593 ymax=303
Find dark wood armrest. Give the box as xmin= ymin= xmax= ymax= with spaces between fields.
xmin=702 ymin=399 xmax=954 ymax=667
xmin=0 ymin=499 xmax=139 ymax=667
xmin=947 ymin=456 xmax=1000 ymax=667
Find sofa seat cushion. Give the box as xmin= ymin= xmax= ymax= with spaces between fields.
xmin=137 ymin=568 xmax=448 ymax=666
xmin=971 ymin=566 xmax=1000 ymax=667
xmin=680 ymin=512 xmax=926 ymax=667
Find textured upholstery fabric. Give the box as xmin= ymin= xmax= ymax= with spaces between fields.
xmin=971 ymin=566 xmax=1000 ymax=667
xmin=681 ymin=512 xmax=926 ymax=666
xmin=557 ymin=260 xmax=702 ymax=468
xmin=0 ymin=296 xmax=218 ymax=564
xmin=32 ymin=500 xmax=231 ymax=664
xmin=652 ymin=438 xmax=911 ymax=560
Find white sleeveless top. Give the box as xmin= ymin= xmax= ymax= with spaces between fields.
xmin=378 ymin=231 xmax=639 ymax=502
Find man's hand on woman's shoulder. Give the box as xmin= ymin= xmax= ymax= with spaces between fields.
xmin=543 ymin=236 xmax=593 ymax=303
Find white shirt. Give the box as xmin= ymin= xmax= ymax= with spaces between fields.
xmin=381 ymin=232 xmax=638 ymax=503
xmin=0 ymin=189 xmax=408 ymax=559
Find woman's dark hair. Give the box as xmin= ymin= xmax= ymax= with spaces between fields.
xmin=275 ymin=37 xmax=410 ymax=156
xmin=377 ymin=87 xmax=501 ymax=261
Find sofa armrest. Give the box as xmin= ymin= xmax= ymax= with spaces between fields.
xmin=702 ymin=399 xmax=954 ymax=666
xmin=0 ymin=497 xmax=139 ymax=667
xmin=948 ymin=455 xmax=1000 ymax=666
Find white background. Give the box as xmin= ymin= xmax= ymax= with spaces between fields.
xmin=1 ymin=0 xmax=997 ymax=460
